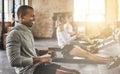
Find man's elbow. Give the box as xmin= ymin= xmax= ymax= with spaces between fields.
xmin=10 ymin=62 xmax=16 ymax=67
xmin=10 ymin=61 xmax=20 ymax=67
xmin=9 ymin=58 xmax=22 ymax=67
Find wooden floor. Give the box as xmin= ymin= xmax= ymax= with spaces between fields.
xmin=0 ymin=38 xmax=120 ymax=74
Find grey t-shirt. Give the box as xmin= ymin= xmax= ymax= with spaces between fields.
xmin=6 ymin=22 xmax=39 ymax=74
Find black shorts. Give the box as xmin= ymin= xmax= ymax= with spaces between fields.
xmin=62 ymin=40 xmax=87 ymax=58
xmin=33 ymin=62 xmax=61 ymax=74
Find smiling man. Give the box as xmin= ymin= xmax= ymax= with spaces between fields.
xmin=6 ymin=5 xmax=80 ymax=74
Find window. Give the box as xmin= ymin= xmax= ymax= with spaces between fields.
xmin=74 ymin=0 xmax=105 ymax=22
xmin=10 ymin=0 xmax=28 ymax=21
xmin=4 ymin=0 xmax=9 ymax=21
xmin=118 ymin=0 xmax=120 ymax=21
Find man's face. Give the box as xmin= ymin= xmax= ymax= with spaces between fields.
xmin=21 ymin=9 xmax=35 ymax=27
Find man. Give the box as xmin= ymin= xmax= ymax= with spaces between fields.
xmin=6 ymin=5 xmax=80 ymax=74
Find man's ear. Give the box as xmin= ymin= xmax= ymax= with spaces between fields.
xmin=19 ymin=15 xmax=24 ymax=21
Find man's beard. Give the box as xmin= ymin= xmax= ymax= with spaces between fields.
xmin=26 ymin=21 xmax=35 ymax=27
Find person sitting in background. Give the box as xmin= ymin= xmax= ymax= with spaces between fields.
xmin=64 ymin=14 xmax=96 ymax=45
xmin=56 ymin=15 xmax=77 ymax=57
xmin=6 ymin=5 xmax=80 ymax=74
xmin=64 ymin=15 xmax=75 ymax=36
xmin=106 ymin=22 xmax=120 ymax=69
xmin=73 ymin=22 xmax=120 ymax=69
xmin=56 ymin=15 xmax=112 ymax=65
xmin=56 ymin=14 xmax=99 ymax=58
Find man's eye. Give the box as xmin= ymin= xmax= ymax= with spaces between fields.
xmin=32 ymin=15 xmax=35 ymax=17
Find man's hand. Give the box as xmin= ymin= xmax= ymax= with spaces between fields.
xmin=48 ymin=50 xmax=57 ymax=57
xmin=33 ymin=57 xmax=52 ymax=64
xmin=39 ymin=57 xmax=52 ymax=63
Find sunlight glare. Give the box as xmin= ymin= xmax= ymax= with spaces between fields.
xmin=74 ymin=0 xmax=105 ymax=22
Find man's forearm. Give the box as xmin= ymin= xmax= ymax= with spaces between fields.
xmin=33 ymin=57 xmax=40 ymax=64
xmin=33 ymin=57 xmax=52 ymax=64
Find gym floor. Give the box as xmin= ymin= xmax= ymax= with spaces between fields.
xmin=0 ymin=38 xmax=120 ymax=74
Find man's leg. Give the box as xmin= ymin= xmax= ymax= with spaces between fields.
xmin=72 ymin=40 xmax=99 ymax=53
xmin=62 ymin=45 xmax=74 ymax=58
xmin=59 ymin=66 xmax=80 ymax=74
xmin=33 ymin=63 xmax=80 ymax=74
xmin=56 ymin=69 xmax=75 ymax=74
xmin=69 ymin=47 xmax=109 ymax=64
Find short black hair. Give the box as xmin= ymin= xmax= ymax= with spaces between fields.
xmin=17 ymin=5 xmax=33 ymax=18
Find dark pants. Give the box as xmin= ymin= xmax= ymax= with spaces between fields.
xmin=33 ymin=63 xmax=61 ymax=74
xmin=62 ymin=40 xmax=88 ymax=58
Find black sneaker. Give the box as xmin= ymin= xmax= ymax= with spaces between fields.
xmin=107 ymin=56 xmax=120 ymax=69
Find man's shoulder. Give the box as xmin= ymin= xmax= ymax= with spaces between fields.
xmin=9 ymin=27 xmax=19 ymax=34
xmin=9 ymin=25 xmax=24 ymax=34
xmin=8 ymin=28 xmax=20 ymax=38
xmin=6 ymin=29 xmax=20 ymax=41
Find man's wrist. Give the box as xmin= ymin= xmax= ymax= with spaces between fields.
xmin=33 ymin=57 xmax=40 ymax=64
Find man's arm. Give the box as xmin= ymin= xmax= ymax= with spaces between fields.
xmin=6 ymin=31 xmax=53 ymax=67
xmin=6 ymin=31 xmax=34 ymax=67
xmin=33 ymin=57 xmax=52 ymax=64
